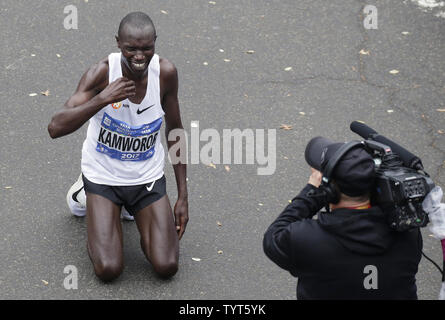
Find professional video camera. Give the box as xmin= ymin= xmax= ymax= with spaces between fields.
xmin=350 ymin=121 xmax=436 ymax=232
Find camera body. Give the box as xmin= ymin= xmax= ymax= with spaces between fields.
xmin=364 ymin=140 xmax=435 ymax=231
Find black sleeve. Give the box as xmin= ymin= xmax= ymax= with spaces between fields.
xmin=263 ymin=184 xmax=326 ymax=274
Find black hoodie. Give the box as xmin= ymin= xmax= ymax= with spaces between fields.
xmin=263 ymin=184 xmax=422 ymax=300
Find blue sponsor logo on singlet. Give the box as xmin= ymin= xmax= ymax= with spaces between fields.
xmin=96 ymin=112 xmax=162 ymax=161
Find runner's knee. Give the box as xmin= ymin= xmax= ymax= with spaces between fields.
xmin=153 ymin=258 xmax=178 ymax=278
xmin=93 ymin=258 xmax=123 ymax=282
xmin=139 ymin=240 xmax=178 ymax=278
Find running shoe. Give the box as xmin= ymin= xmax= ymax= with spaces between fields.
xmin=66 ymin=173 xmax=86 ymax=217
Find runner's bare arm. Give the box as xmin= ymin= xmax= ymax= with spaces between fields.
xmin=48 ymin=60 xmax=136 ymax=138
xmin=161 ymin=59 xmax=189 ymax=240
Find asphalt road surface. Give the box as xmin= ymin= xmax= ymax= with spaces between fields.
xmin=1 ymin=0 xmax=444 ymax=300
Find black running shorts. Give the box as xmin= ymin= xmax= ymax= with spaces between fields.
xmin=82 ymin=174 xmax=167 ymax=216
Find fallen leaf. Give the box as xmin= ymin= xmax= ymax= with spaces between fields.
xmin=224 ymin=165 xmax=230 ymax=172
xmin=280 ymin=124 xmax=292 ymax=130
xmin=223 ymin=59 xmax=231 ymax=62
xmin=246 ymin=50 xmax=255 ymax=54
xmin=206 ymin=163 xmax=216 ymax=169
xmin=41 ymin=90 xmax=50 ymax=96
xmin=284 ymin=67 xmax=292 ymax=71
xmin=359 ymin=49 xmax=370 ymax=55
xmin=299 ymin=111 xmax=306 ymax=115
xmin=29 ymin=93 xmax=37 ymax=97
xmin=161 ymin=10 xmax=168 ymax=14
xmin=283 ymin=156 xmax=288 ymax=160
xmin=389 ymin=69 xmax=399 ymax=74
xmin=192 ymin=257 xmax=201 ymax=262
xmin=438 ymin=130 xmax=444 ymax=134
xmin=437 ymin=109 xmax=445 ymax=112
xmin=217 ymin=250 xmax=223 ymax=254
xmin=42 ymin=280 xmax=49 ymax=285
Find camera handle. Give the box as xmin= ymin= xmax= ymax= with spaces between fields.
xmin=363 ymin=140 xmax=393 ymax=157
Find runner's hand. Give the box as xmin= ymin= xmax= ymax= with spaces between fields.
xmin=174 ymin=198 xmax=189 ymax=240
xmin=98 ymin=77 xmax=136 ymax=105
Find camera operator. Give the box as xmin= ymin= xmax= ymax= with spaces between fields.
xmin=263 ymin=137 xmax=423 ymax=299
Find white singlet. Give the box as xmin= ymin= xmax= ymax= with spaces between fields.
xmin=81 ymin=52 xmax=165 ymax=186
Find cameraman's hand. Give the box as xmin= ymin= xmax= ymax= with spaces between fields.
xmin=308 ymin=168 xmax=322 ymax=188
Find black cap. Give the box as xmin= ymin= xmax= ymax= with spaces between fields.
xmin=304 ymin=136 xmax=375 ymax=197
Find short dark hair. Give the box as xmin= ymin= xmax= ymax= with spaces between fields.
xmin=332 ymin=181 xmax=371 ymax=203
xmin=118 ymin=12 xmax=156 ymax=38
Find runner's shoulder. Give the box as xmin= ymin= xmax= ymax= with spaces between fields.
xmin=159 ymin=57 xmax=178 ymax=81
xmin=81 ymin=57 xmax=109 ymax=92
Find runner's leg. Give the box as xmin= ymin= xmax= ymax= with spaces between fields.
xmin=86 ymin=192 xmax=124 ymax=282
xmin=134 ymin=195 xmax=179 ymax=278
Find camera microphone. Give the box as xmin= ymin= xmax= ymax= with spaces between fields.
xmin=350 ymin=121 xmax=424 ymax=170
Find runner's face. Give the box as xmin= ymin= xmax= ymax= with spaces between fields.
xmin=117 ymin=27 xmax=156 ymax=75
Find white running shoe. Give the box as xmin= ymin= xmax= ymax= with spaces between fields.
xmin=66 ymin=174 xmax=134 ymax=221
xmin=66 ymin=174 xmax=87 ymax=217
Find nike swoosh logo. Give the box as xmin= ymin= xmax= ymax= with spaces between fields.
xmin=72 ymin=186 xmax=84 ymax=203
xmin=146 ymin=181 xmax=156 ymax=192
xmin=136 ymin=104 xmax=155 ymax=114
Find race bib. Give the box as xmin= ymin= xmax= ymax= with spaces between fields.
xmin=96 ymin=112 xmax=162 ymax=161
